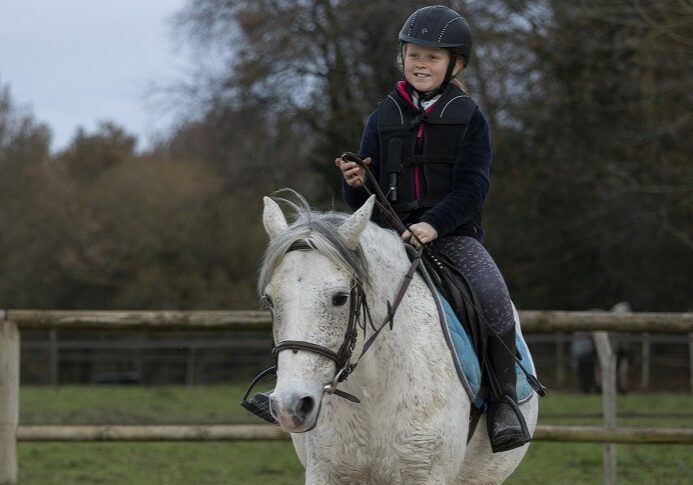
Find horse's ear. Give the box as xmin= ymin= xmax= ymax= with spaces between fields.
xmin=339 ymin=195 xmax=375 ymax=250
xmin=263 ymin=196 xmax=288 ymax=239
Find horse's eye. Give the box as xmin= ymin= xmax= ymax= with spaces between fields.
xmin=332 ymin=292 xmax=349 ymax=306
xmin=262 ymin=294 xmax=274 ymax=309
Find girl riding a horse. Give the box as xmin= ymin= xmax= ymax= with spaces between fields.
xmin=244 ymin=5 xmax=534 ymax=460
xmin=334 ymin=5 xmax=529 ymax=453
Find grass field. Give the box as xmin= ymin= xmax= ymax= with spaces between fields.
xmin=17 ymin=386 xmax=693 ymax=484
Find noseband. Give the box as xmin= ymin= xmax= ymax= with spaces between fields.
xmin=272 ymin=238 xmax=422 ymax=403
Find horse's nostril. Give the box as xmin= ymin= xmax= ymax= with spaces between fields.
xmin=269 ymin=395 xmax=279 ymax=418
xmin=298 ymin=396 xmax=315 ymax=417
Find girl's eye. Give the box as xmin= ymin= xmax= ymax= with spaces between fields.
xmin=331 ymin=292 xmax=349 ymax=306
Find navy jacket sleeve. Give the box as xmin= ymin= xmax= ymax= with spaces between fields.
xmin=341 ymin=111 xmax=380 ymax=211
xmin=420 ymin=107 xmax=491 ymax=238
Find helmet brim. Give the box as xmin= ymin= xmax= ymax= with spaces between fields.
xmin=399 ymin=35 xmax=470 ymax=58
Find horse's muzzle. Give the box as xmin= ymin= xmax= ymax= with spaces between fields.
xmin=270 ymin=391 xmax=320 ymax=432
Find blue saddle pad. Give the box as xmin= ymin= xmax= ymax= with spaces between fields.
xmin=436 ymin=291 xmax=536 ymax=408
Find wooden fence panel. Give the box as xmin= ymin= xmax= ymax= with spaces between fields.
xmin=2 ymin=309 xmax=693 ymax=485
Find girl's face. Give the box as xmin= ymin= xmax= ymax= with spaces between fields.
xmin=403 ymin=43 xmax=462 ymax=94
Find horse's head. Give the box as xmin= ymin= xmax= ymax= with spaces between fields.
xmin=259 ymin=193 xmax=375 ymax=432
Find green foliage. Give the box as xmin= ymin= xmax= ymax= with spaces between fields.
xmin=60 ymin=122 xmax=136 ymax=182
xmin=0 ymin=83 xmax=51 ymax=170
xmin=478 ymin=0 xmax=693 ymax=310
xmin=171 ymin=0 xmax=692 ymax=311
xmin=0 ymin=87 xmax=264 ymax=309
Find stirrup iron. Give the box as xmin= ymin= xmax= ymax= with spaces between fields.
xmin=239 ymin=366 xmax=279 ymax=425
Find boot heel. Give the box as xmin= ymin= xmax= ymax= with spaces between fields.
xmin=487 ymin=395 xmax=531 ymax=453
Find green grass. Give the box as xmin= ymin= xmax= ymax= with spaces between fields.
xmin=20 ymin=384 xmax=265 ymax=425
xmin=510 ymin=442 xmax=693 ymax=484
xmin=538 ymin=392 xmax=693 ymax=427
xmin=20 ymin=442 xmax=304 ymax=484
xmin=17 ymin=386 xmax=693 ymax=484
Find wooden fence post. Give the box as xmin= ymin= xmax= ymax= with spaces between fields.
xmin=186 ymin=347 xmax=197 ymax=387
xmin=594 ymin=331 xmax=617 ymax=485
xmin=556 ymin=332 xmax=566 ymax=388
xmin=0 ymin=316 xmax=19 ymax=485
xmin=49 ymin=329 xmax=58 ymax=388
xmin=640 ymin=332 xmax=650 ymax=391
xmin=689 ymin=333 xmax=693 ymax=395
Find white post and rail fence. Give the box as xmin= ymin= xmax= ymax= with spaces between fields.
xmin=2 ymin=309 xmax=693 ymax=485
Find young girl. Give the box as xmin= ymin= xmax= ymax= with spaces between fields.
xmin=335 ymin=5 xmax=529 ymax=452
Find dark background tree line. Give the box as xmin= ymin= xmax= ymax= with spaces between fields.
xmin=1 ymin=0 xmax=691 ymax=312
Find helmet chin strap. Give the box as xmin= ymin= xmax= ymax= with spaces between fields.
xmin=445 ymin=53 xmax=458 ymax=83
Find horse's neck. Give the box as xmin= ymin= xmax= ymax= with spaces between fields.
xmin=353 ymin=227 xmax=443 ymax=395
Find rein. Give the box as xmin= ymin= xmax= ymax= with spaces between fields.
xmin=343 ymin=152 xmax=545 ymax=398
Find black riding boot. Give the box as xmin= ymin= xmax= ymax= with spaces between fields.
xmin=240 ymin=390 xmax=279 ymax=425
xmin=486 ymin=328 xmax=531 ymax=452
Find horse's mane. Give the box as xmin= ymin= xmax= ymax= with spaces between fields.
xmin=258 ymin=191 xmax=373 ymax=296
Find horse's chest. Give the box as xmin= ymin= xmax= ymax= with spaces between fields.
xmin=325 ymin=429 xmax=446 ymax=484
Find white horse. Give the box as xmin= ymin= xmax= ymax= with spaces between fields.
xmin=259 ymin=193 xmax=538 ymax=484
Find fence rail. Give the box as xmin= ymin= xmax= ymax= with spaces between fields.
xmin=15 ymin=424 xmax=693 ymax=444
xmin=6 ymin=309 xmax=693 ymax=332
xmin=17 ymin=424 xmax=289 ymax=442
xmin=2 ymin=310 xmax=693 ymax=485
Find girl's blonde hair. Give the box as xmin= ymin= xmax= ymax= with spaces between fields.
xmin=396 ymin=43 xmax=467 ymax=92
xmin=449 ymin=76 xmax=467 ymax=92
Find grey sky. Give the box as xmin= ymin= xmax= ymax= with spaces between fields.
xmin=0 ymin=0 xmax=189 ymax=152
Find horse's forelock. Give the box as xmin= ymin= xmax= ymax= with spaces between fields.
xmin=257 ymin=200 xmax=370 ymax=297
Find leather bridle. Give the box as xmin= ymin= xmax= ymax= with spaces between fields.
xmin=269 ymin=152 xmax=430 ymax=403
xmin=271 ymin=238 xmax=422 ymax=403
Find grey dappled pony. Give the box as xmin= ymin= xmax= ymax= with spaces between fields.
xmin=260 ymin=193 xmax=539 ymax=484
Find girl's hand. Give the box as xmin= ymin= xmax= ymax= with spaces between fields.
xmin=335 ymin=156 xmax=371 ymax=187
xmin=401 ymin=222 xmax=438 ymax=249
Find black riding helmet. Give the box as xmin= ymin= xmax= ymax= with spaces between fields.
xmin=399 ymin=5 xmax=472 ymax=97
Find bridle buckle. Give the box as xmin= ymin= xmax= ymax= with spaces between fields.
xmin=324 ymin=368 xmax=361 ymax=403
